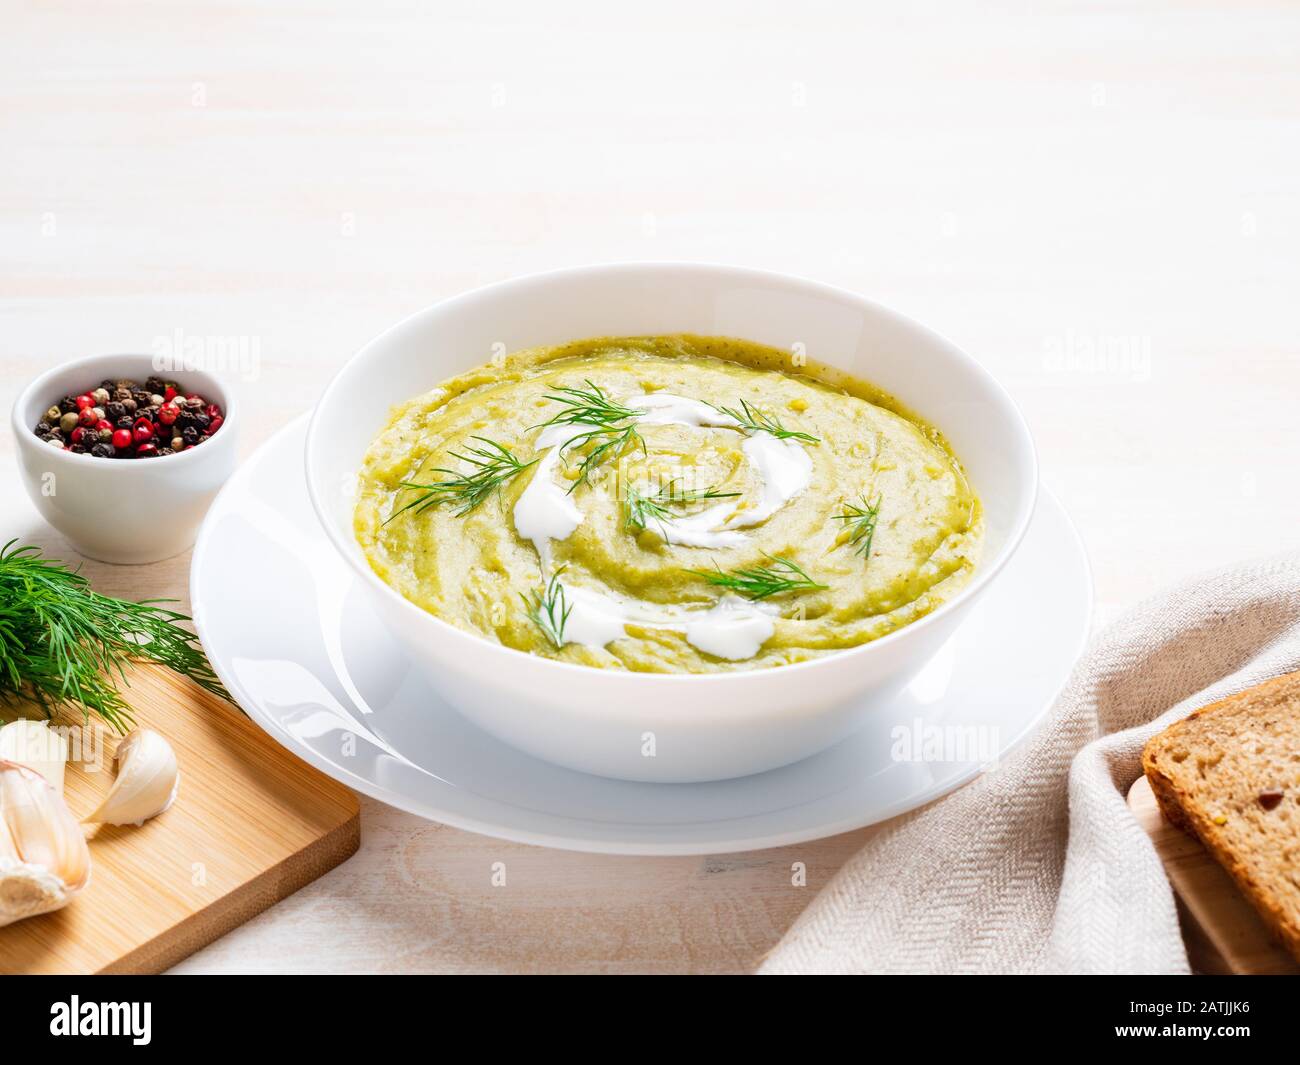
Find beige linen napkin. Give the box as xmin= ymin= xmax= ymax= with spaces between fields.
xmin=761 ymin=556 xmax=1300 ymax=974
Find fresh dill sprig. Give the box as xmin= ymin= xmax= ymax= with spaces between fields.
xmin=833 ymin=494 xmax=883 ymax=559
xmin=536 ymin=380 xmax=643 ymax=430
xmin=562 ymin=424 xmax=645 ymax=492
xmin=713 ymin=399 xmax=820 ymax=444
xmin=0 ymin=540 xmax=231 ymax=732
xmin=623 ymin=480 xmax=740 ymax=534
xmin=688 ymin=554 xmax=828 ymax=601
xmin=521 ymin=571 xmax=572 ymax=650
xmin=386 ymin=437 xmax=537 ymax=522
xmin=535 ymin=380 xmax=646 ymax=491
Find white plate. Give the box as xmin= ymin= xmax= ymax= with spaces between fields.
xmin=191 ymin=417 xmax=1091 ymax=855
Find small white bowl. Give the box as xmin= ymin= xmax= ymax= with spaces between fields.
xmin=306 ymin=264 xmax=1037 ymax=783
xmin=12 ymin=353 xmax=240 ymax=565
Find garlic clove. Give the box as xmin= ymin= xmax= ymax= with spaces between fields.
xmin=0 ymin=760 xmax=91 ymax=926
xmin=84 ymin=728 xmax=178 ymax=827
xmin=0 ymin=719 xmax=68 ymax=794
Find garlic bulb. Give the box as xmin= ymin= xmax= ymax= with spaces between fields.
xmin=84 ymin=728 xmax=178 ymax=827
xmin=0 ymin=719 xmax=68 ymax=794
xmin=0 ymin=760 xmax=91 ymax=926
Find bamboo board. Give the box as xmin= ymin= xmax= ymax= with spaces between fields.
xmin=1128 ymin=775 xmax=1299 ymax=975
xmin=0 ymin=664 xmax=360 ymax=974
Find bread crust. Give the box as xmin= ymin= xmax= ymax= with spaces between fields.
xmin=1142 ymin=670 xmax=1300 ymax=963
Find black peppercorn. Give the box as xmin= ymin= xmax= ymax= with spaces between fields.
xmin=59 ymin=395 xmax=79 ymax=413
xmin=105 ymin=401 xmax=125 ymax=420
xmin=115 ymin=415 xmax=134 ymax=430
xmin=181 ymin=426 xmax=199 ymax=445
xmin=69 ymin=443 xmax=87 ymax=454
xmin=90 ymin=443 xmax=115 ymax=458
xmin=33 ymin=421 xmax=51 ymax=438
xmin=192 ymin=413 xmax=211 ymax=431
xmin=145 ymin=375 xmax=166 ymax=393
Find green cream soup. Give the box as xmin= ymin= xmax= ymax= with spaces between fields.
xmin=354 ymin=335 xmax=982 ymax=673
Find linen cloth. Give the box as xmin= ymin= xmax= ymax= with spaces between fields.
xmin=761 ymin=556 xmax=1300 ymax=974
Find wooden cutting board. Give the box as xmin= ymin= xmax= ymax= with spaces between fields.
xmin=1128 ymin=775 xmax=1300 ymax=975
xmin=0 ymin=664 xmax=360 ymax=974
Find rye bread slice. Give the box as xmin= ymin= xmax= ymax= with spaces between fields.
xmin=1142 ymin=669 xmax=1300 ymax=962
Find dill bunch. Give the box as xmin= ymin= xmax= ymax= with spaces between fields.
xmin=0 ymin=541 xmax=230 ymax=732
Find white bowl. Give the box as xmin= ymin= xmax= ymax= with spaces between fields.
xmin=306 ymin=264 xmax=1037 ymax=783
xmin=12 ymin=353 xmax=240 ymax=565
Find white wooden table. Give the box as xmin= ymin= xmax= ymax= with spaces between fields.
xmin=3 ymin=1 xmax=1298 ymax=973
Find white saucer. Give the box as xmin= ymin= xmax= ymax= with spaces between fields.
xmin=191 ymin=418 xmax=1092 ymax=855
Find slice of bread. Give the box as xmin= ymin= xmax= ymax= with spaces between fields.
xmin=1143 ymin=670 xmax=1300 ymax=962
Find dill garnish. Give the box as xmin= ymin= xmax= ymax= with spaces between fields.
xmin=536 ymin=380 xmax=642 ymax=431
xmin=623 ymin=480 xmax=739 ymax=534
xmin=521 ymin=571 xmax=572 ymax=650
xmin=833 ymin=495 xmax=882 ymax=559
xmin=535 ymin=380 xmax=646 ymax=491
xmin=386 ymin=437 xmax=537 ymax=522
xmin=561 ymin=424 xmax=645 ymax=492
xmin=688 ymin=554 xmax=827 ymax=601
xmin=0 ymin=541 xmax=230 ymax=731
xmin=712 ymin=399 xmax=820 ymax=444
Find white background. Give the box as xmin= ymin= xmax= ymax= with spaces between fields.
xmin=2 ymin=1 xmax=1298 ymax=971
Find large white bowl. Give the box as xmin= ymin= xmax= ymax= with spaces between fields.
xmin=305 ymin=264 xmax=1037 ymax=783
